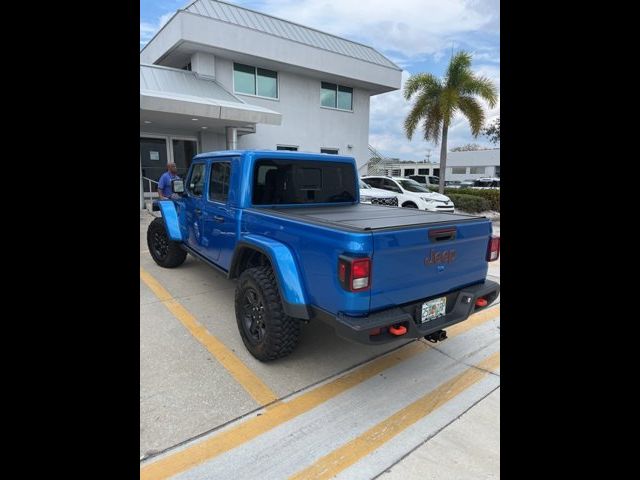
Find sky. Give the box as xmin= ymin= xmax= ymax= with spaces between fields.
xmin=140 ymin=0 xmax=500 ymax=161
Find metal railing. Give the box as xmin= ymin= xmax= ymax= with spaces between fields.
xmin=367 ymin=144 xmax=392 ymax=176
xmin=142 ymin=177 xmax=159 ymax=213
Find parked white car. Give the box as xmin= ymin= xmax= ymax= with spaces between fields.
xmin=361 ymin=176 xmax=455 ymax=212
xmin=359 ymin=180 xmax=398 ymax=207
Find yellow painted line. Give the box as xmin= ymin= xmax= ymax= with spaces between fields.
xmin=140 ymin=305 xmax=500 ymax=480
xmin=289 ymin=351 xmax=501 ymax=480
xmin=140 ymin=267 xmax=278 ymax=406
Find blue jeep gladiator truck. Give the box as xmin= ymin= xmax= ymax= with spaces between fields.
xmin=147 ymin=150 xmax=500 ymax=361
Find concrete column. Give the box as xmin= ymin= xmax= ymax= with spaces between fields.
xmin=226 ymin=127 xmax=238 ymax=150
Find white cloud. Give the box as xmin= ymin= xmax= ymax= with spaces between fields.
xmin=140 ymin=12 xmax=176 ymax=46
xmin=246 ymin=0 xmax=498 ymax=59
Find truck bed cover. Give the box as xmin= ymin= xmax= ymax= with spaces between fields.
xmin=249 ymin=204 xmax=485 ymax=232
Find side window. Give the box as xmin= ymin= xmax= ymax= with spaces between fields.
xmin=383 ymin=179 xmax=401 ymax=193
xmin=209 ymin=162 xmax=231 ymax=203
xmin=187 ymin=163 xmax=206 ymax=197
xmin=363 ymin=178 xmax=381 ymax=188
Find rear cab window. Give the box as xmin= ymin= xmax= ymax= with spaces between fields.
xmin=252 ymin=159 xmax=356 ymax=205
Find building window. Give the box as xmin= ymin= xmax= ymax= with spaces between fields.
xmin=470 ymin=167 xmax=486 ymax=174
xmin=495 ymin=166 xmax=500 ymax=177
xmin=391 ymin=169 xmax=401 ymax=176
xmin=321 ymin=148 xmax=338 ymax=154
xmin=233 ymin=63 xmax=278 ymax=99
xmin=321 ymin=82 xmax=353 ymax=111
xmin=452 ymin=167 xmax=467 ymax=174
xmin=433 ymin=168 xmax=440 ymax=177
xmin=277 ymin=145 xmax=298 ymax=151
xmin=418 ymin=168 xmax=429 ymax=175
xmin=403 ymin=168 xmax=415 ymax=176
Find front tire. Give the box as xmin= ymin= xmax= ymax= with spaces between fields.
xmin=402 ymin=202 xmax=418 ymax=208
xmin=147 ymin=217 xmax=187 ymax=268
xmin=235 ymin=266 xmax=301 ymax=361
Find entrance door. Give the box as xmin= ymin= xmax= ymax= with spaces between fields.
xmin=172 ymin=139 xmax=198 ymax=179
xmin=140 ymin=137 xmax=169 ymax=192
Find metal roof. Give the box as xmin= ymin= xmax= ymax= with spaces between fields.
xmin=140 ymin=63 xmax=240 ymax=103
xmin=140 ymin=63 xmax=281 ymax=124
xmin=182 ymin=0 xmax=400 ymax=70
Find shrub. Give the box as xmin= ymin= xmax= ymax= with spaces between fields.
xmin=444 ymin=188 xmax=500 ymax=211
xmin=448 ymin=193 xmax=491 ymax=213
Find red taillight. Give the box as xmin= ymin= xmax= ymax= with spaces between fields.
xmin=487 ymin=235 xmax=500 ymax=262
xmin=338 ymin=256 xmax=371 ymax=291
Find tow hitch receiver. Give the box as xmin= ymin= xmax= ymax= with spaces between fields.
xmin=424 ymin=329 xmax=447 ymax=343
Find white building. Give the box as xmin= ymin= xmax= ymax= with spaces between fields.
xmin=374 ymin=149 xmax=500 ymax=180
xmin=140 ymin=0 xmax=402 ymax=207
xmin=445 ymin=149 xmax=500 ymax=180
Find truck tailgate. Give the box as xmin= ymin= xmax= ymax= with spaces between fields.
xmin=370 ymin=219 xmax=492 ymax=311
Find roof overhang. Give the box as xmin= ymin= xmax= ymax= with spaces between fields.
xmin=141 ymin=11 xmax=401 ymax=95
xmin=140 ymin=89 xmax=281 ymax=125
xmin=140 ymin=63 xmax=281 ymax=133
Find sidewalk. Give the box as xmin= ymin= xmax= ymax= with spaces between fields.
xmin=380 ymin=388 xmax=500 ymax=480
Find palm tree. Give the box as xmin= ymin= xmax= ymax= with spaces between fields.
xmin=403 ymin=52 xmax=498 ymax=193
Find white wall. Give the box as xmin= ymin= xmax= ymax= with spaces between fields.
xmin=199 ymin=131 xmax=226 ymax=151
xmin=445 ymin=166 xmax=498 ymax=180
xmin=446 ymin=149 xmax=500 ymax=167
xmin=214 ymin=57 xmax=370 ymax=168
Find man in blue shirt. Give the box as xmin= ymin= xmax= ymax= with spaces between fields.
xmin=157 ymin=162 xmax=180 ymax=200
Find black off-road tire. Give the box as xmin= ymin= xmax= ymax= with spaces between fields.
xmin=147 ymin=217 xmax=187 ymax=268
xmin=235 ymin=266 xmax=301 ymax=361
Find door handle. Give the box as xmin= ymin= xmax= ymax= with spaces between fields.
xmin=213 ymin=215 xmax=224 ymax=223
xmin=194 ymin=208 xmax=202 ymax=215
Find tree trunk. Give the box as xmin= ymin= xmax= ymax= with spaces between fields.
xmin=438 ymin=120 xmax=449 ymax=194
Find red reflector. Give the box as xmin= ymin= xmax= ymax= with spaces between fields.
xmin=352 ymin=259 xmax=370 ymax=278
xmin=475 ymin=298 xmax=488 ymax=307
xmin=389 ymin=325 xmax=407 ymax=336
xmin=339 ymin=262 xmax=346 ymax=282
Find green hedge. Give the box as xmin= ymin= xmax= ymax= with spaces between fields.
xmin=443 ymin=188 xmax=500 ymax=211
xmin=427 ymin=185 xmax=500 ymax=211
xmin=447 ymin=194 xmax=491 ymax=213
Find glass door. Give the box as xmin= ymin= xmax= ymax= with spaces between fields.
xmin=140 ymin=137 xmax=169 ymax=193
xmin=172 ymin=139 xmax=198 ymax=179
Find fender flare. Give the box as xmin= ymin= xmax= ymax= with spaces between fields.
xmin=157 ymin=201 xmax=184 ymax=242
xmin=230 ymin=235 xmax=310 ymax=319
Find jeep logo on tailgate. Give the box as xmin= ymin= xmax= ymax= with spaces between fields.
xmin=425 ymin=249 xmax=456 ymax=265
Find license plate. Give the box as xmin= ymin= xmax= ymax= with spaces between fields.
xmin=421 ymin=297 xmax=447 ymax=323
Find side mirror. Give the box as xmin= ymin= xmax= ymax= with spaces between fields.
xmin=172 ymin=179 xmax=185 ymax=194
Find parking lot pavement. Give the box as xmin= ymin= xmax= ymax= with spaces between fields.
xmin=140 ymin=210 xmax=500 ymax=477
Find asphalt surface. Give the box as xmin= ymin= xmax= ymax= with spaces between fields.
xmin=140 ymin=210 xmax=500 ymax=479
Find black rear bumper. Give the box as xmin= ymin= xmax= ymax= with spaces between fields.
xmin=314 ymin=280 xmax=500 ymax=345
